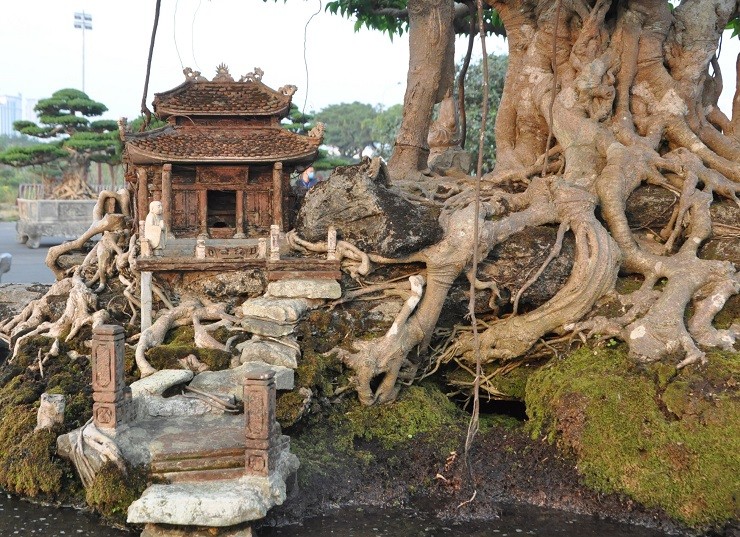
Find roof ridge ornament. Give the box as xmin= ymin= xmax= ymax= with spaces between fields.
xmin=213 ymin=63 xmax=235 ymax=82
xmin=278 ymin=85 xmax=297 ymax=97
xmin=239 ymin=67 xmax=265 ymax=83
xmin=183 ymin=67 xmax=207 ymax=82
xmin=309 ymin=122 xmax=325 ymax=140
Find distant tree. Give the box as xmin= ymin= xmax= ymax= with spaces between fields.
xmin=0 ymin=88 xmax=120 ymax=199
xmin=460 ymin=54 xmax=508 ymax=172
xmin=370 ymin=104 xmax=403 ymax=159
xmin=315 ymin=102 xmax=377 ymax=159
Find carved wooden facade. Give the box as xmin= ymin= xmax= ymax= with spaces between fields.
xmin=123 ymin=65 xmax=322 ymax=240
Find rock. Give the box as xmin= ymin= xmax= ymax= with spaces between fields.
xmin=238 ymin=337 xmax=300 ymax=369
xmin=127 ymin=447 xmax=299 ymax=526
xmin=35 ymin=393 xmax=65 ymax=431
xmin=240 ymin=317 xmax=296 ymax=337
xmin=180 ymin=270 xmax=266 ymax=305
xmin=189 ymin=363 xmax=294 ymax=398
xmin=240 ymin=298 xmax=309 ymax=324
xmin=479 ymin=226 xmax=576 ymax=311
xmin=130 ymin=370 xmax=195 ymax=398
xmin=295 ymin=159 xmax=442 ymax=257
xmin=368 ymin=300 xmax=404 ymax=323
xmin=266 ymin=279 xmax=341 ymax=300
xmin=428 ymin=147 xmax=472 ymax=174
xmin=625 ymin=184 xmax=676 ymax=230
xmin=0 ymin=253 xmax=11 ymax=283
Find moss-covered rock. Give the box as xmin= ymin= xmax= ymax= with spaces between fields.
xmin=525 ymin=346 xmax=740 ymax=528
xmin=85 ymin=462 xmax=149 ymax=525
xmin=145 ymin=326 xmax=233 ymax=371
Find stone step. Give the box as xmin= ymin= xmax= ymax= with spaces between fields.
xmin=240 ymin=297 xmax=310 ymax=324
xmin=236 ymin=336 xmax=300 ymax=369
xmin=127 ymin=447 xmax=299 ymax=527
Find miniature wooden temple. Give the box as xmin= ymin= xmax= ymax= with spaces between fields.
xmin=123 ymin=65 xmax=323 ymax=245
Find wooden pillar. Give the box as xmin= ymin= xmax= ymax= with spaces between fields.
xmin=235 ymin=190 xmax=245 ymax=238
xmin=91 ymin=325 xmax=131 ymax=431
xmin=272 ymin=162 xmax=283 ymax=231
xmin=198 ymin=190 xmax=208 ymax=238
xmin=136 ymin=167 xmax=148 ymax=232
xmin=161 ymin=163 xmax=172 ymax=234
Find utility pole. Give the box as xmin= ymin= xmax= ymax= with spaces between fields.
xmin=73 ymin=11 xmax=93 ymax=92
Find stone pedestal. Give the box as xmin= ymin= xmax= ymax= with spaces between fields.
xmin=243 ymin=370 xmax=281 ymax=477
xmin=91 ymin=324 xmax=131 ymax=430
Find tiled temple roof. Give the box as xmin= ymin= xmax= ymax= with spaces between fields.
xmin=125 ymin=126 xmax=321 ymax=164
xmin=154 ymin=80 xmax=293 ymax=118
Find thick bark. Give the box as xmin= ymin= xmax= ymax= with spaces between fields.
xmin=388 ymin=0 xmax=456 ymax=180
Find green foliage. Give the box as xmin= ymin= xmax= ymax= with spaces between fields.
xmin=315 ymin=101 xmax=378 ymax=158
xmin=0 ymin=88 xmax=120 ymax=183
xmin=460 ymin=53 xmax=508 ymax=172
xmin=369 ymin=104 xmax=403 ymax=158
xmin=326 ymin=0 xmax=409 ymax=37
xmin=526 ymin=347 xmax=740 ymax=528
xmin=728 ymin=16 xmax=740 ymax=38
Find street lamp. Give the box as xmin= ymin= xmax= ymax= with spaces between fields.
xmin=73 ymin=11 xmax=92 ymax=92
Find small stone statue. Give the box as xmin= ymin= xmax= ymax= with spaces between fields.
xmin=144 ymin=201 xmax=166 ymax=255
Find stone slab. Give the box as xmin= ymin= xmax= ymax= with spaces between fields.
xmin=127 ymin=448 xmax=299 ymax=526
xmin=266 ymin=279 xmax=341 ymax=300
xmin=131 ymin=370 xmax=195 ymax=398
xmin=237 ymin=337 xmax=299 ymax=369
xmin=189 ymin=363 xmax=294 ymax=399
xmin=142 ymin=523 xmax=253 ymax=536
xmin=135 ymin=395 xmax=212 ymax=418
xmin=240 ymin=297 xmax=309 ymax=324
xmin=239 ymin=317 xmax=295 ymax=337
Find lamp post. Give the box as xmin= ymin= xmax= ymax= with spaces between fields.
xmin=73 ymin=11 xmax=93 ymax=92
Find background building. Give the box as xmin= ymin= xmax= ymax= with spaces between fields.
xmin=0 ymin=94 xmax=23 ymax=137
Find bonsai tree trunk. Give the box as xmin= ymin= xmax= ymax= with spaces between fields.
xmin=387 ymin=0 xmax=456 ymax=180
xmin=340 ymin=0 xmax=740 ymax=404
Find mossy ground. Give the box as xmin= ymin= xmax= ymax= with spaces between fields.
xmin=525 ymin=346 xmax=739 ymax=528
xmin=0 ymin=336 xmax=92 ymax=502
xmin=85 ymin=462 xmax=149 ymax=526
xmin=145 ymin=325 xmax=236 ymax=371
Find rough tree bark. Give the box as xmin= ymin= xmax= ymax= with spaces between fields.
xmin=387 ymin=0 xmax=456 ymax=180
xmin=343 ymin=0 xmax=740 ymax=404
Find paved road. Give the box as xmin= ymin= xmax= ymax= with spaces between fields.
xmin=0 ymin=221 xmax=67 ymax=284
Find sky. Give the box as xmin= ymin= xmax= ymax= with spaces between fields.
xmin=0 ymin=1 xmax=737 ymax=123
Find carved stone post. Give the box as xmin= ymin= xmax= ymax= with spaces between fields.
xmin=141 ymin=271 xmax=153 ymax=331
xmin=269 ymin=224 xmax=280 ymax=261
xmin=136 ymin=167 xmax=148 ymax=237
xmin=161 ymin=164 xmax=172 ymax=234
xmin=92 ymin=325 xmax=131 ymax=431
xmin=272 ymin=162 xmax=283 ymax=231
xmin=327 ymin=226 xmax=337 ymax=261
xmin=257 ymin=238 xmax=267 ymax=259
xmin=243 ymin=370 xmax=279 ymax=477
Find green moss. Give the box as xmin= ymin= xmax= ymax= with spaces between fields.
xmin=0 ymin=405 xmax=66 ymax=497
xmin=334 ymin=382 xmax=464 ymax=451
xmin=526 ymin=347 xmax=740 ymax=528
xmin=713 ymin=294 xmax=739 ymax=330
xmin=85 ymin=462 xmax=149 ymax=525
xmin=276 ymin=390 xmax=309 ymax=428
xmin=290 ymin=382 xmax=465 ymax=487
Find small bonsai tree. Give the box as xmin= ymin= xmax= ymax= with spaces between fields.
xmin=0 ymin=88 xmax=120 ymax=199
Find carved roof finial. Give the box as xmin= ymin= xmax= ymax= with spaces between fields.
xmin=117 ymin=117 xmax=128 ymax=141
xmin=309 ymin=122 xmax=325 ymax=141
xmin=183 ymin=67 xmax=207 ymax=82
xmin=278 ymin=85 xmax=297 ymax=97
xmin=239 ymin=67 xmax=264 ymax=83
xmin=213 ymin=63 xmax=234 ymax=82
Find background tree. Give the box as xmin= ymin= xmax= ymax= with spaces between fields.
xmin=460 ymin=53 xmax=507 ymax=172
xmin=315 ymin=102 xmax=378 ymax=158
xmin=369 ymin=104 xmax=404 ymax=159
xmin=0 ymin=88 xmax=120 ymax=199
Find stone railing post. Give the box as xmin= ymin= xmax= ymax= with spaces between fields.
xmin=243 ymin=370 xmax=279 ymax=477
xmin=327 ymin=226 xmax=337 ymax=261
xmin=91 ymin=325 xmax=131 ymax=431
xmin=269 ymin=224 xmax=280 ymax=261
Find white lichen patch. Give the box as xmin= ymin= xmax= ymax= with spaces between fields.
xmin=630 ymin=325 xmax=646 ymax=340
